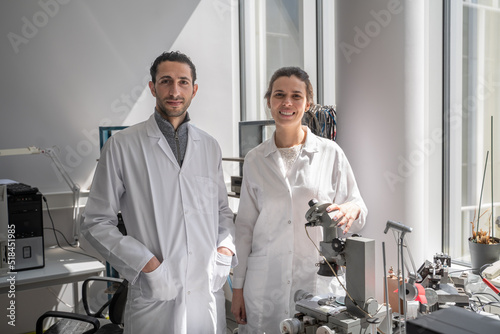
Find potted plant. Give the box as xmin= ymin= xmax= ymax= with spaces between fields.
xmin=468 ymin=149 xmax=500 ymax=274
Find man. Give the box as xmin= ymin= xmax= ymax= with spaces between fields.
xmin=82 ymin=51 xmax=237 ymax=333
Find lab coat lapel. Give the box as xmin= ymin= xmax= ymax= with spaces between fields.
xmin=145 ymin=114 xmax=179 ymax=168
xmin=181 ymin=124 xmax=199 ymax=168
xmin=263 ymin=135 xmax=289 ymax=189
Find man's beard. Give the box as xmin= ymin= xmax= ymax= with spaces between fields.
xmin=156 ymin=101 xmax=187 ymax=119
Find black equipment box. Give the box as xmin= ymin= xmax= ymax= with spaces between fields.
xmin=1 ymin=183 xmax=45 ymax=271
xmin=407 ymin=306 xmax=500 ymax=333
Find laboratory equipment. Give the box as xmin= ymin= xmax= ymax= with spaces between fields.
xmin=384 ymin=219 xmax=418 ymax=331
xmin=416 ymin=253 xmax=469 ymax=307
xmin=406 ymin=306 xmax=500 ymax=333
xmin=0 ymin=182 xmax=45 ymax=271
xmin=279 ymin=199 xmax=389 ymax=334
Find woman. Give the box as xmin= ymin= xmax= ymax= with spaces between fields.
xmin=231 ymin=67 xmax=367 ymax=334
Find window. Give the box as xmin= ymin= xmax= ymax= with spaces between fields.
xmin=239 ymin=0 xmax=318 ymax=121
xmin=445 ymin=0 xmax=500 ymax=264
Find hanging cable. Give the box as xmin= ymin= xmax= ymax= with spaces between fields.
xmin=303 ymin=104 xmax=337 ymax=140
xmin=43 ymin=195 xmax=101 ymax=261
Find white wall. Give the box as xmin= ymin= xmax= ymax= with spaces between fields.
xmin=0 ymin=0 xmax=240 ymax=194
xmin=335 ymin=0 xmax=443 ymax=302
xmin=0 ymin=1 xmax=240 ymax=333
xmin=0 ymin=0 xmax=198 ymax=193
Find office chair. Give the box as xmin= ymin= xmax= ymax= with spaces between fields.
xmin=36 ymin=276 xmax=128 ymax=334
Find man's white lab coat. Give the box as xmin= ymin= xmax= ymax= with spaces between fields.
xmin=233 ymin=127 xmax=367 ymax=334
xmin=82 ymin=114 xmax=236 ymax=334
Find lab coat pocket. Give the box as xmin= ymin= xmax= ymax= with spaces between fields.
xmin=140 ymin=261 xmax=178 ymax=301
xmin=211 ymin=252 xmax=232 ymax=292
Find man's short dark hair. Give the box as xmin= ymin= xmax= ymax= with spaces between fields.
xmin=150 ymin=51 xmax=197 ymax=84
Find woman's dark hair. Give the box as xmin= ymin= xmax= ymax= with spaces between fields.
xmin=264 ymin=66 xmax=314 ymax=104
xmin=150 ymin=51 xmax=197 ymax=84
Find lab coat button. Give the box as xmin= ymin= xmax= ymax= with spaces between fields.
xmin=287 ymin=280 xmax=290 ymax=284
xmin=187 ymin=291 xmax=191 ymax=295
xmin=288 ymin=220 xmax=291 ymax=224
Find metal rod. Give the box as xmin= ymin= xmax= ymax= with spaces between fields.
xmin=401 ymin=235 xmax=407 ymax=333
xmin=492 ymin=115 xmax=494 ymax=237
xmin=396 ymin=231 xmax=401 ymax=330
xmin=316 ymin=0 xmax=324 ymax=105
xmin=382 ymin=242 xmax=391 ymax=334
xmin=477 ymin=151 xmax=489 ymax=236
xmin=442 ymin=0 xmax=452 ymax=255
xmin=238 ymin=0 xmax=246 ymax=121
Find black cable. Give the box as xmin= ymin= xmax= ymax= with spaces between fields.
xmin=304 ymin=104 xmax=337 ymax=141
xmin=471 ymin=291 xmax=500 ymax=302
xmin=479 ymin=263 xmax=493 ymax=279
xmin=470 ymin=298 xmax=500 ymax=315
xmin=42 ymin=195 xmax=101 ymax=262
xmin=43 ymin=227 xmax=73 ymax=247
xmin=43 ymin=227 xmax=100 ymax=261
xmin=42 ymin=195 xmax=63 ymax=248
xmin=480 ymin=301 xmax=500 ymax=309
xmin=469 ymin=292 xmax=500 ymax=315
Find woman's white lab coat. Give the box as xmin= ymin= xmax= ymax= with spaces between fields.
xmin=233 ymin=127 xmax=367 ymax=334
xmin=82 ymin=114 xmax=236 ymax=334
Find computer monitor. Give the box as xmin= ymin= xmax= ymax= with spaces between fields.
xmin=99 ymin=126 xmax=128 ymax=149
xmin=238 ymin=120 xmax=275 ymax=158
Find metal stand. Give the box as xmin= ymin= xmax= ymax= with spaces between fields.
xmin=384 ymin=220 xmax=413 ymax=333
xmin=382 ymin=242 xmax=392 ymax=334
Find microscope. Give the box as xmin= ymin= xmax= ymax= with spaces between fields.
xmin=279 ymin=199 xmax=390 ymax=334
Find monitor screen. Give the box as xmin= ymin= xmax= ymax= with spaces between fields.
xmin=238 ymin=120 xmax=275 ymax=158
xmin=99 ymin=126 xmax=128 ymax=149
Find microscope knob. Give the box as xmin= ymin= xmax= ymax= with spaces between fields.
xmin=308 ymin=199 xmax=318 ymax=207
xmin=331 ymin=238 xmax=345 ymax=253
xmin=425 ymin=288 xmax=438 ymax=306
xmin=280 ymin=318 xmax=302 ymax=334
xmin=294 ymin=289 xmax=313 ymax=302
xmin=316 ymin=326 xmax=335 ymax=334
xmin=364 ymin=297 xmax=379 ymax=316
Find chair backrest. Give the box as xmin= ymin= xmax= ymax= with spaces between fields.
xmin=82 ymin=277 xmax=128 ymax=325
xmin=108 ymin=279 xmax=128 ymax=325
